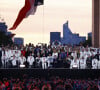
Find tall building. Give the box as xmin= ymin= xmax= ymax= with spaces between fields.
xmin=61 ymin=21 xmax=86 ymax=45
xmin=88 ymin=32 xmax=92 ymax=46
xmin=92 ymin=0 xmax=100 ymax=47
xmin=88 ymin=32 xmax=92 ymax=40
xmin=14 ymin=38 xmax=24 ymax=45
xmin=50 ymin=32 xmax=61 ymax=44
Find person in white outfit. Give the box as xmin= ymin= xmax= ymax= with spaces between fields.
xmin=92 ymin=57 xmax=98 ymax=69
xmin=14 ymin=50 xmax=21 ymax=59
xmin=11 ymin=55 xmax=17 ymax=68
xmin=71 ymin=51 xmax=77 ymax=59
xmin=1 ymin=51 xmax=7 ymax=68
xmin=98 ymin=60 xmax=100 ymax=69
xmin=19 ymin=54 xmax=26 ymax=68
xmin=35 ymin=54 xmax=41 ymax=68
xmin=70 ymin=58 xmax=79 ymax=69
xmin=8 ymin=49 xmax=15 ymax=58
xmin=52 ymin=50 xmax=58 ymax=59
xmin=80 ymin=49 xmax=85 ymax=59
xmin=79 ymin=56 xmax=86 ymax=69
xmin=27 ymin=54 xmax=34 ymax=68
xmin=41 ymin=54 xmax=48 ymax=69
xmin=47 ymin=53 xmax=53 ymax=68
xmin=5 ymin=49 xmax=10 ymax=61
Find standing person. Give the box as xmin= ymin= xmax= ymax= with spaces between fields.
xmin=35 ymin=54 xmax=41 ymax=68
xmin=8 ymin=48 xmax=15 ymax=58
xmin=92 ymin=57 xmax=98 ymax=69
xmin=80 ymin=48 xmax=86 ymax=59
xmin=71 ymin=50 xmax=77 ymax=60
xmin=79 ymin=56 xmax=86 ymax=69
xmin=59 ymin=49 xmax=66 ymax=61
xmin=19 ymin=54 xmax=26 ymax=68
xmin=21 ymin=48 xmax=26 ymax=57
xmin=52 ymin=49 xmax=58 ymax=59
xmin=1 ymin=53 xmax=6 ymax=68
xmin=27 ymin=53 xmax=34 ymax=68
xmin=57 ymin=55 xmax=63 ymax=68
xmin=70 ymin=58 xmax=79 ymax=69
xmin=1 ymin=49 xmax=8 ymax=68
xmin=11 ymin=55 xmax=18 ymax=68
xmin=41 ymin=54 xmax=48 ymax=69
xmin=63 ymin=56 xmax=71 ymax=68
xmin=86 ymin=54 xmax=92 ymax=69
xmin=95 ymin=51 xmax=100 ymax=61
xmin=98 ymin=60 xmax=100 ymax=69
xmin=0 ymin=48 xmax=2 ymax=68
xmin=14 ymin=50 xmax=21 ymax=67
xmin=53 ymin=55 xmax=58 ymax=68
xmin=47 ymin=53 xmax=53 ymax=68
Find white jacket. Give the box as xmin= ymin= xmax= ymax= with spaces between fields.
xmin=70 ymin=59 xmax=79 ymax=69
xmin=92 ymin=58 xmax=98 ymax=69
xmin=19 ymin=56 xmax=26 ymax=65
xmin=79 ymin=59 xmax=86 ymax=69
xmin=27 ymin=56 xmax=34 ymax=65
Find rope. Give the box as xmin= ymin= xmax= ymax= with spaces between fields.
xmin=42 ymin=1 xmax=45 ymax=44
xmin=0 ymin=3 xmax=2 ymax=22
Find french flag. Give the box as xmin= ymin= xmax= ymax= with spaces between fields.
xmin=9 ymin=0 xmax=43 ymax=30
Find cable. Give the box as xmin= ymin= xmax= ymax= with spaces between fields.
xmin=42 ymin=1 xmax=45 ymax=44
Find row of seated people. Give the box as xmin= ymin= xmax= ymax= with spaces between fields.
xmin=0 ymin=75 xmax=99 ymax=90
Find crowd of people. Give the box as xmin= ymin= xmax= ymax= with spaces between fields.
xmin=0 ymin=75 xmax=99 ymax=90
xmin=0 ymin=43 xmax=100 ymax=69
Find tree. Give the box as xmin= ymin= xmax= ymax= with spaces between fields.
xmin=0 ymin=31 xmax=13 ymax=46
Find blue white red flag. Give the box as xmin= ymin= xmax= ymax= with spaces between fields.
xmin=9 ymin=0 xmax=43 ymax=30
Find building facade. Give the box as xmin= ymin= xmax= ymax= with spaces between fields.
xmin=88 ymin=32 xmax=92 ymax=39
xmin=61 ymin=21 xmax=86 ymax=45
xmin=92 ymin=0 xmax=100 ymax=47
xmin=14 ymin=38 xmax=24 ymax=45
xmin=50 ymin=32 xmax=61 ymax=44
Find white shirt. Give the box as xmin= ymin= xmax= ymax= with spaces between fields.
xmin=27 ymin=56 xmax=34 ymax=65
xmin=8 ymin=50 xmax=15 ymax=58
xmin=14 ymin=50 xmax=21 ymax=58
xmin=71 ymin=52 xmax=77 ymax=59
xmin=98 ymin=61 xmax=100 ymax=69
xmin=47 ymin=56 xmax=53 ymax=63
xmin=70 ymin=59 xmax=79 ymax=69
xmin=11 ymin=57 xmax=17 ymax=66
xmin=19 ymin=56 xmax=26 ymax=65
xmin=80 ymin=51 xmax=86 ymax=58
xmin=52 ymin=52 xmax=58 ymax=59
xmin=36 ymin=57 xmax=41 ymax=63
xmin=5 ymin=50 xmax=10 ymax=59
xmin=1 ymin=54 xmax=7 ymax=62
xmin=41 ymin=57 xmax=47 ymax=63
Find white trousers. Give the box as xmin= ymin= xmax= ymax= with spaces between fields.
xmin=80 ymin=65 xmax=86 ymax=69
xmin=92 ymin=65 xmax=97 ymax=69
xmin=42 ymin=63 xmax=47 ymax=69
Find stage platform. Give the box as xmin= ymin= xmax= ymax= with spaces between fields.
xmin=0 ymin=69 xmax=100 ymax=79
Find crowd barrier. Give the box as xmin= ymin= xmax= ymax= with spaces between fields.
xmin=0 ymin=68 xmax=100 ymax=79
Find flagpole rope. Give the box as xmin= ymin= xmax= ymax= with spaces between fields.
xmin=42 ymin=1 xmax=45 ymax=44
xmin=0 ymin=3 xmax=2 ymax=21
